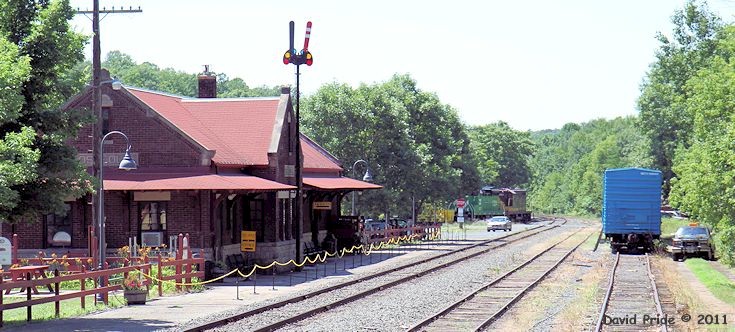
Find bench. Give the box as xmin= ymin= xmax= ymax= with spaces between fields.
xmin=226 ymin=254 xmax=255 ymax=278
xmin=303 ymin=241 xmax=325 ymax=259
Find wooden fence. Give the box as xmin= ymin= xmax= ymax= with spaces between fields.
xmin=362 ymin=223 xmax=441 ymax=245
xmin=0 ymin=251 xmax=204 ymax=326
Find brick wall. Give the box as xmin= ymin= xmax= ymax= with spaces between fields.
xmin=69 ymin=90 xmax=205 ymax=168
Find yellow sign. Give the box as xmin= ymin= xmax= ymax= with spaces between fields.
xmin=241 ymin=231 xmax=256 ymax=252
xmin=312 ymin=201 xmax=332 ymax=210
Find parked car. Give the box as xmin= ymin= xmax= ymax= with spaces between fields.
xmin=388 ymin=218 xmax=408 ymax=228
xmin=365 ymin=220 xmax=387 ymax=231
xmin=661 ymin=210 xmax=688 ymax=219
xmin=486 ymin=216 xmax=512 ymax=232
xmin=669 ymin=224 xmax=716 ymax=261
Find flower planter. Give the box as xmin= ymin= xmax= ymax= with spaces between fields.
xmin=124 ymin=289 xmax=147 ymax=305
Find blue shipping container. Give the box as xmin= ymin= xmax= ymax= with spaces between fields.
xmin=602 ymin=168 xmax=661 ymax=236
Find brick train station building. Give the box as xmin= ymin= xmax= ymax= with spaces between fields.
xmin=2 ymin=70 xmax=380 ymax=265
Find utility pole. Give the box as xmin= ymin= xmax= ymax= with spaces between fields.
xmin=76 ymin=2 xmax=141 ymax=272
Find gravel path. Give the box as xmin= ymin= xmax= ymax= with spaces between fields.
xmin=232 ymin=225 xmax=583 ymax=332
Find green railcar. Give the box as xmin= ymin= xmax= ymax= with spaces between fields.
xmin=465 ymin=195 xmax=504 ymax=219
xmin=465 ymin=188 xmax=532 ymax=222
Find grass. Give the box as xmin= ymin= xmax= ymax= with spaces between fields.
xmin=1 ymin=294 xmax=125 ymax=327
xmin=685 ymin=258 xmax=735 ymax=305
xmin=554 ymin=251 xmax=607 ymax=331
xmin=660 ymin=217 xmax=692 ymax=238
xmin=441 ymin=220 xmax=486 ymax=232
xmin=1 ymin=264 xmax=204 ymax=327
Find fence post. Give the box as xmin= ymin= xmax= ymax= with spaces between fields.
xmin=103 ymin=262 xmax=109 ymax=305
xmin=54 ymin=269 xmax=59 ymax=318
xmin=144 ymin=259 xmax=151 ymax=293
xmin=158 ymin=253 xmax=163 ymax=297
xmin=1 ymin=269 xmax=4 ymax=327
xmin=25 ymin=272 xmax=31 ymax=322
xmin=184 ymin=234 xmax=191 ymax=291
xmin=183 ymin=233 xmax=190 ymax=259
xmin=176 ymin=234 xmax=183 ymax=292
xmin=88 ymin=226 xmax=93 ymax=257
xmin=91 ymin=232 xmax=98 ymax=269
xmin=11 ymin=234 xmax=17 ymax=265
xmin=80 ymin=265 xmax=86 ymax=309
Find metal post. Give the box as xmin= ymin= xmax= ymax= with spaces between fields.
xmin=295 ymin=64 xmax=304 ymax=271
xmin=97 ymin=131 xmax=136 ymax=296
xmin=350 ymin=160 xmax=371 ymax=216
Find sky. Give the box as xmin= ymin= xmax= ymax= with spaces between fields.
xmin=69 ymin=0 xmax=735 ymax=131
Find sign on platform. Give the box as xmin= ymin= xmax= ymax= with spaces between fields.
xmin=457 ymin=207 xmax=465 ymax=223
xmin=312 ymin=202 xmax=332 ymax=210
xmin=456 ymin=199 xmax=466 ymax=208
xmin=241 ymin=231 xmax=256 ymax=252
xmin=0 ymin=237 xmax=11 ymax=265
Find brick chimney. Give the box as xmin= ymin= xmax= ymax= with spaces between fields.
xmin=198 ymin=65 xmax=216 ymax=98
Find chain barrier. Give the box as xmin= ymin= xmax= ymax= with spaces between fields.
xmin=138 ymin=228 xmax=442 ymax=287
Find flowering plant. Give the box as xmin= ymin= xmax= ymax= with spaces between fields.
xmin=123 ymin=271 xmax=146 ymax=291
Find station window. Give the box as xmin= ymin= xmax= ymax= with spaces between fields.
xmin=102 ymin=107 xmax=110 ymax=134
xmin=44 ymin=203 xmax=72 ymax=248
xmin=140 ymin=202 xmax=167 ymax=231
xmin=249 ymin=199 xmax=264 ymax=242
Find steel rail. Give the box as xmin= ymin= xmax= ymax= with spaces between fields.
xmin=474 ymin=230 xmax=594 ymax=330
xmin=595 ymin=252 xmax=620 ymax=331
xmin=646 ymin=253 xmax=668 ymax=332
xmin=595 ymin=253 xmax=667 ymax=332
xmin=407 ymin=228 xmax=589 ymax=331
xmin=187 ymin=219 xmax=566 ymax=331
xmin=247 ymin=222 xmax=568 ymax=332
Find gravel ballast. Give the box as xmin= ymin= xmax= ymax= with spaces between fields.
xmin=210 ymin=223 xmax=585 ymax=332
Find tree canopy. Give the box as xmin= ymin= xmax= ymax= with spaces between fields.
xmin=0 ymin=0 xmax=93 ymax=222
xmin=301 ymin=74 xmax=479 ymax=219
xmin=667 ymin=25 xmax=735 ymax=264
xmin=529 ymin=117 xmax=651 ymax=215
xmin=637 ymin=0 xmax=722 ymax=195
xmin=101 ymin=51 xmax=280 ymax=98
xmin=468 ymin=122 xmax=534 ymax=189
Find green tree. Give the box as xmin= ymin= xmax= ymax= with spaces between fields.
xmin=668 ymin=29 xmax=735 ymax=264
xmin=637 ymin=0 xmax=722 ymax=194
xmin=302 ymin=74 xmax=478 ymax=219
xmin=0 ymin=0 xmax=93 ymax=222
xmin=468 ymin=122 xmax=534 ymax=188
xmin=529 ymin=117 xmax=650 ymax=215
xmin=101 ymin=51 xmax=280 ymax=97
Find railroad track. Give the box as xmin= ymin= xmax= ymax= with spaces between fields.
xmin=595 ymin=253 xmax=668 ymax=332
xmin=407 ymin=229 xmax=592 ymax=332
xmin=186 ymin=219 xmax=568 ymax=331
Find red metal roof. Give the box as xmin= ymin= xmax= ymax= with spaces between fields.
xmin=127 ymin=88 xmax=342 ymax=171
xmin=302 ymin=135 xmax=342 ymax=171
xmin=303 ymin=176 xmax=382 ymax=190
xmin=104 ymin=172 xmax=295 ymax=191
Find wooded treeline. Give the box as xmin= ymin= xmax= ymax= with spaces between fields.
xmin=1 ymin=1 xmax=733 ymax=264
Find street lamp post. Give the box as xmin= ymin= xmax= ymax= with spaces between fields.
xmin=351 ymin=160 xmax=373 ymax=216
xmin=97 ymin=130 xmax=137 ymax=278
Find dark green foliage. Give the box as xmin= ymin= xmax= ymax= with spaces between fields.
xmin=100 ymin=51 xmax=279 ymax=98
xmin=301 ymin=74 xmax=479 ymax=219
xmin=0 ymin=0 xmax=93 ymax=223
xmin=528 ymin=117 xmax=651 ymax=215
xmin=637 ymin=0 xmax=722 ymax=194
xmin=468 ymin=122 xmax=534 ymax=188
